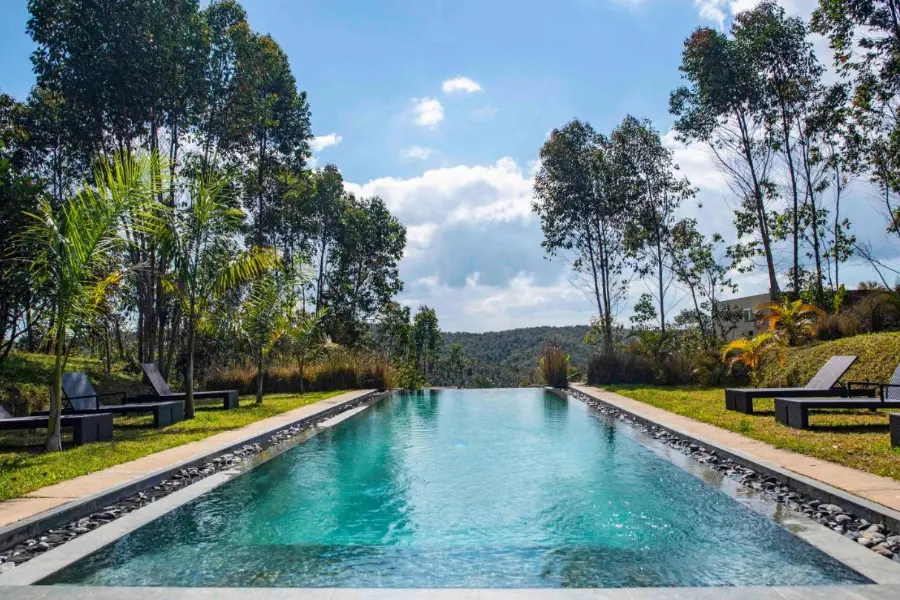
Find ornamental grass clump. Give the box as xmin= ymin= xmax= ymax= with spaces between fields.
xmin=539 ymin=341 xmax=569 ymax=388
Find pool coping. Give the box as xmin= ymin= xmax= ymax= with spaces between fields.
xmin=1 ymin=388 xmax=898 ymax=598
xmin=570 ymin=385 xmax=900 ymax=534
xmin=0 ymin=389 xmax=385 ymax=553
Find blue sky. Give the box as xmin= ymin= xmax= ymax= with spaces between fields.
xmin=2 ymin=0 xmax=898 ymax=331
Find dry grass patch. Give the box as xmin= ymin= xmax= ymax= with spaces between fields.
xmin=606 ymin=385 xmax=900 ymax=481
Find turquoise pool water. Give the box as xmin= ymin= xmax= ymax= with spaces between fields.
xmin=46 ymin=389 xmax=868 ymax=588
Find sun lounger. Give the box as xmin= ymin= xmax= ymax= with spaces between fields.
xmin=135 ymin=363 xmax=239 ymax=410
xmin=1 ymin=403 xmax=113 ymax=446
xmin=775 ymin=363 xmax=900 ymax=430
xmin=32 ymin=372 xmax=184 ymax=428
xmin=724 ymin=356 xmax=872 ymax=414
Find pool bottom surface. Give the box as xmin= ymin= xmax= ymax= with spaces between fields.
xmin=44 ymin=389 xmax=870 ymax=588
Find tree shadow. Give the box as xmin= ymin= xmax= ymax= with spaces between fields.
xmin=805 ymin=423 xmax=890 ymax=434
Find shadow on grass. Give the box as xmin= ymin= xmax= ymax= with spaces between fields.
xmin=805 ymin=423 xmax=891 ymax=434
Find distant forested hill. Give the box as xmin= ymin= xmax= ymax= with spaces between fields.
xmin=435 ymin=325 xmax=593 ymax=387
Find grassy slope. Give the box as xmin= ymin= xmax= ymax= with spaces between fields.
xmin=757 ymin=331 xmax=900 ymax=387
xmin=0 ymin=391 xmax=344 ymax=501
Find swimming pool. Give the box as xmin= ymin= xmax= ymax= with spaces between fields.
xmin=44 ymin=389 xmax=869 ymax=588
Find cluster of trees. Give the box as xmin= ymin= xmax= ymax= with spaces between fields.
xmin=534 ymin=116 xmax=738 ymax=356
xmin=0 ymin=0 xmax=410 ymax=450
xmin=372 ymin=303 xmax=444 ymax=388
xmin=535 ymin=1 xmax=900 ymax=368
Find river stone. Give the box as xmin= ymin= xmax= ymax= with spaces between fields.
xmin=819 ymin=504 xmax=844 ymax=514
xmin=834 ymin=514 xmax=852 ymax=523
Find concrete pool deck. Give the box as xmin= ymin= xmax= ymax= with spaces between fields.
xmin=0 ymin=389 xmax=376 ymax=529
xmin=572 ymin=385 xmax=900 ymax=521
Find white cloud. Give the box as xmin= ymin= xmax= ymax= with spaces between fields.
xmin=442 ymin=76 xmax=483 ymax=94
xmin=411 ymin=97 xmax=445 ymax=128
xmin=661 ymin=129 xmax=728 ymax=193
xmin=694 ymin=0 xmax=820 ymax=29
xmin=345 ymin=158 xmax=599 ymax=330
xmin=400 ymin=146 xmax=434 ymax=160
xmin=405 ymin=223 xmax=437 ymax=258
xmin=310 ymin=133 xmax=342 ymax=152
xmin=403 ymin=271 xmax=594 ymax=331
xmin=346 ymin=157 xmax=534 ymax=227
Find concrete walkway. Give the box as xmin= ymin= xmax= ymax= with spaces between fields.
xmin=573 ymin=385 xmax=900 ymax=514
xmin=0 ymin=390 xmax=375 ymax=529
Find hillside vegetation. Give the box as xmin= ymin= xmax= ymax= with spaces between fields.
xmin=437 ymin=326 xmax=592 ymax=387
xmin=757 ymin=332 xmax=900 ymax=387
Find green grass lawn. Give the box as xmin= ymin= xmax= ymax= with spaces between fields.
xmin=606 ymin=385 xmax=900 ymax=481
xmin=0 ymin=391 xmax=344 ymax=502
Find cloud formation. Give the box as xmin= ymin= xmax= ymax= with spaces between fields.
xmin=442 ymin=76 xmax=483 ymax=94
xmin=310 ymin=133 xmax=342 ymax=152
xmin=411 ymin=97 xmax=445 ymax=128
xmin=400 ymin=146 xmax=434 ymax=160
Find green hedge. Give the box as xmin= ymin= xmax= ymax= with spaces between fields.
xmin=757 ymin=332 xmax=900 ymax=387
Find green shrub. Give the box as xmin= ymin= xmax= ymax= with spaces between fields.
xmin=539 ymin=341 xmax=569 ymax=388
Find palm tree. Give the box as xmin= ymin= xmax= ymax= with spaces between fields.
xmin=721 ymin=333 xmax=781 ymax=386
xmin=237 ymin=271 xmax=294 ymax=404
xmin=286 ymin=308 xmax=330 ymax=393
xmin=756 ymin=298 xmax=825 ymax=346
xmin=18 ymin=153 xmax=158 ymax=451
xmin=154 ymin=175 xmax=278 ymax=418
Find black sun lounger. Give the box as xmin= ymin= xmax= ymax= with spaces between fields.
xmin=1 ymin=403 xmax=113 ymax=446
xmin=724 ymin=356 xmax=873 ymax=414
xmin=32 ymin=372 xmax=184 ymax=428
xmin=776 ymin=363 xmax=900 ymax=430
xmin=136 ymin=363 xmax=239 ymax=410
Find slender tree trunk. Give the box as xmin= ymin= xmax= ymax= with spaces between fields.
xmin=736 ymin=112 xmax=779 ymax=300
xmin=257 ymin=131 xmax=267 ymax=246
xmin=256 ymin=349 xmax=264 ymax=405
xmin=776 ymin=100 xmax=802 ymax=296
xmin=315 ymin=238 xmax=327 ymax=313
xmin=46 ymin=309 xmax=65 ymax=452
xmin=833 ymin=149 xmax=842 ymax=293
xmin=114 ymin=318 xmax=125 ymax=361
xmin=656 ymin=242 xmax=666 ymax=335
xmin=800 ymin=130 xmax=825 ymax=303
xmin=185 ymin=312 xmax=196 ymax=419
xmin=298 ymin=356 xmax=306 ymax=393
xmin=163 ymin=307 xmax=181 ymax=380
